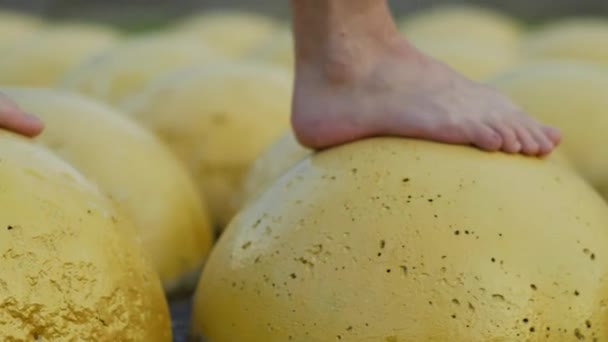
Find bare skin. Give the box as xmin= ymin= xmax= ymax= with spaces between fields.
xmin=0 ymin=1 xmax=560 ymax=155
xmin=0 ymin=93 xmax=44 ymax=137
xmin=290 ymin=0 xmax=561 ymax=155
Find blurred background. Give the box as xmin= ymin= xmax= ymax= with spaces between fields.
xmin=0 ymin=0 xmax=607 ymax=29
xmin=1 ymin=1 xmax=608 ymax=342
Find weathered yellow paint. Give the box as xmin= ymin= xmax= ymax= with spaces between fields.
xmin=4 ymin=88 xmax=213 ymax=293
xmin=173 ymin=10 xmax=282 ymax=57
xmin=399 ymin=5 xmax=523 ymax=50
xmin=124 ymin=62 xmax=292 ymax=228
xmin=239 ymin=131 xmax=311 ymax=208
xmin=523 ymin=19 xmax=608 ymax=65
xmin=491 ymin=61 xmax=608 ymax=199
xmin=0 ymin=133 xmax=170 ymax=341
xmin=62 ymin=33 xmax=220 ymax=106
xmin=193 ymin=138 xmax=608 ymax=341
xmin=0 ymin=23 xmax=121 ymax=86
xmin=0 ymin=10 xmax=43 ymax=50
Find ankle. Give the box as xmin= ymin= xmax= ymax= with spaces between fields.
xmin=296 ymin=36 xmax=424 ymax=87
xmin=291 ymin=0 xmax=403 ymax=79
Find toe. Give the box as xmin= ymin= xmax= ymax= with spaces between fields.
xmin=514 ymin=124 xmax=540 ymax=156
xmin=0 ymin=94 xmax=44 ymax=137
xmin=542 ymin=125 xmax=562 ymax=146
xmin=471 ymin=123 xmax=502 ymax=152
xmin=0 ymin=111 xmax=44 ymax=137
xmin=491 ymin=122 xmax=521 ymax=154
xmin=531 ymin=127 xmax=555 ymax=156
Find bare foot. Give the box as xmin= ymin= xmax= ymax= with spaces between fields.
xmin=0 ymin=92 xmax=44 ymax=137
xmin=292 ymin=40 xmax=561 ymax=156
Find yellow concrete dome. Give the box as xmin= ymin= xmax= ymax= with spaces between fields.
xmin=246 ymin=29 xmax=294 ymax=72
xmin=192 ymin=138 xmax=608 ymax=341
xmin=4 ymin=88 xmax=213 ymax=293
xmin=238 ymin=131 xmax=311 ymax=207
xmin=399 ymin=5 xmax=523 ymax=50
xmin=490 ymin=61 xmax=608 ymax=198
xmin=523 ymin=18 xmax=608 ymax=65
xmin=62 ymin=33 xmax=221 ymax=106
xmin=173 ymin=10 xmax=282 ymax=57
xmin=0 ymin=22 xmax=121 ymax=87
xmin=0 ymin=132 xmax=171 ymax=341
xmin=0 ymin=10 xmax=43 ymax=50
xmin=411 ymin=38 xmax=521 ymax=81
xmin=123 ymin=62 xmax=292 ymax=228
